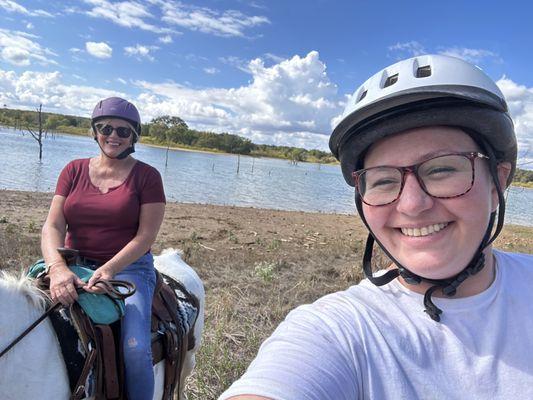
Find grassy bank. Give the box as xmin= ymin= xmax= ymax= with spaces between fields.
xmin=0 ymin=190 xmax=532 ymax=398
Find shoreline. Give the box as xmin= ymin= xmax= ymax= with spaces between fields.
xmin=1 ymin=188 xmax=532 ymax=227
xmin=0 ymin=188 xmax=353 ymax=217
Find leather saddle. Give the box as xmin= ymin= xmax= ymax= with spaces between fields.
xmin=37 ymin=249 xmax=200 ymax=400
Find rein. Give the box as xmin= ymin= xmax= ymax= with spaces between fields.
xmin=0 ymin=300 xmax=61 ymax=359
xmin=0 ymin=278 xmax=135 ymax=359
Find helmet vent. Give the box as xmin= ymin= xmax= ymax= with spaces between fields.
xmin=383 ymin=73 xmax=399 ymax=88
xmin=416 ymin=65 xmax=432 ymax=78
xmin=357 ymin=89 xmax=368 ymax=103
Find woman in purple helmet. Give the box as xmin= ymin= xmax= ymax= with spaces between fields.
xmin=41 ymin=97 xmax=165 ymax=400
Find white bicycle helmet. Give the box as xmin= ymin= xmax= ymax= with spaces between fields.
xmin=329 ymin=54 xmax=517 ymax=322
xmin=330 ymin=54 xmax=516 ymax=186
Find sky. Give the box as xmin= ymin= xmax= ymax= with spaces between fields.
xmin=1 ymin=0 xmax=533 ymax=167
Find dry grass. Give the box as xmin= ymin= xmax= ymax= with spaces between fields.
xmin=0 ymin=189 xmax=531 ymax=399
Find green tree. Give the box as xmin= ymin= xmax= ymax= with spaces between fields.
xmin=150 ymin=115 xmax=188 ymax=130
xmin=149 ymin=123 xmax=167 ymax=141
xmin=44 ymin=115 xmax=69 ymax=130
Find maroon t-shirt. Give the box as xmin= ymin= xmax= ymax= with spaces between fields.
xmin=55 ymin=158 xmax=166 ymax=262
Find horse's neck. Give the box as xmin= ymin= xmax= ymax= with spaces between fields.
xmin=0 ymin=276 xmax=70 ymax=399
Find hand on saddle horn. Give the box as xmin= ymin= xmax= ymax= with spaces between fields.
xmin=84 ymin=265 xmax=115 ymax=295
xmin=49 ymin=266 xmax=86 ymax=306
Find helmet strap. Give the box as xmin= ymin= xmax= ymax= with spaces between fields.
xmin=93 ymin=134 xmax=135 ymax=160
xmin=116 ymin=144 xmax=135 ymax=159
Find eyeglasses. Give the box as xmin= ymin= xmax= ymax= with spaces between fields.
xmin=352 ymin=152 xmax=489 ymax=206
xmin=95 ymin=124 xmax=134 ymax=139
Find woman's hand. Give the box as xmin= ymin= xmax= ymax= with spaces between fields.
xmin=84 ymin=265 xmax=115 ymax=294
xmin=49 ymin=265 xmax=86 ymax=306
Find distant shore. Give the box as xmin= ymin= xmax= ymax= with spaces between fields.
xmin=1 ymin=126 xmax=532 ymax=186
xmin=0 ymin=124 xmax=335 ymax=165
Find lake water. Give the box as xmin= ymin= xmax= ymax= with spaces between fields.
xmin=1 ymin=128 xmax=532 ymax=227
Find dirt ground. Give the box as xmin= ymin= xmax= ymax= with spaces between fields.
xmin=1 ymin=189 xmax=532 ymax=399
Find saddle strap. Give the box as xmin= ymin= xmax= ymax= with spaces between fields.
xmin=69 ymin=303 xmax=100 ymax=400
xmin=160 ymin=282 xmax=189 ymax=400
xmin=163 ymin=327 xmax=179 ymax=399
xmin=95 ymin=325 xmax=121 ymax=400
xmin=71 ymin=348 xmax=97 ymax=400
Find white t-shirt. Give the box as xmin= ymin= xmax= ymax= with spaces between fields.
xmin=219 ymin=250 xmax=533 ymax=400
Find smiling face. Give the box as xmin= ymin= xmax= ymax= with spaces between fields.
xmin=94 ymin=118 xmax=135 ymax=158
xmin=361 ymin=126 xmax=499 ymax=280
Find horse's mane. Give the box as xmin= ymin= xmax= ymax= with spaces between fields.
xmin=0 ymin=271 xmax=48 ymax=311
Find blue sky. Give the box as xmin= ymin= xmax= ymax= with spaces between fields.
xmin=1 ymin=0 xmax=533 ymax=166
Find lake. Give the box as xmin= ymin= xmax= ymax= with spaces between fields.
xmin=1 ymin=128 xmax=532 ymax=227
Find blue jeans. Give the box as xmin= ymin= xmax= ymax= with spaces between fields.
xmin=114 ymin=253 xmax=156 ymax=400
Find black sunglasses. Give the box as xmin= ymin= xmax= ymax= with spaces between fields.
xmin=95 ymin=124 xmax=134 ymax=139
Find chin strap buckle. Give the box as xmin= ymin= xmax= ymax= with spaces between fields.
xmin=423 ymin=285 xmax=443 ymax=322
xmin=399 ymin=268 xmax=422 ymax=285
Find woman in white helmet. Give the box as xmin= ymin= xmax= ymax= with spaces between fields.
xmin=220 ymin=55 xmax=533 ymax=400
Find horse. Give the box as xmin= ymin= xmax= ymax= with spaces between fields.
xmin=0 ymin=249 xmax=205 ymax=400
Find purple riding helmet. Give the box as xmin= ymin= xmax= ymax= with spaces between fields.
xmin=91 ymin=97 xmax=141 ymax=159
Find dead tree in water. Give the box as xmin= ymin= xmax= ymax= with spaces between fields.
xmin=26 ymin=104 xmax=47 ymax=160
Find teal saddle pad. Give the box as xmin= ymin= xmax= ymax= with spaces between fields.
xmin=28 ymin=260 xmax=125 ymax=324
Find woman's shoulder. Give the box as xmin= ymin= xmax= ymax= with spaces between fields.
xmin=65 ymin=158 xmax=90 ymax=167
xmin=494 ymin=249 xmax=533 ymax=266
xmin=494 ymin=249 xmax=533 ymax=276
xmin=133 ymin=160 xmax=160 ymax=175
xmin=62 ymin=158 xmax=90 ymax=173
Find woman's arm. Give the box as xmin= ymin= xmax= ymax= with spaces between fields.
xmin=85 ymin=202 xmax=165 ymax=289
xmin=41 ymin=195 xmax=85 ymax=305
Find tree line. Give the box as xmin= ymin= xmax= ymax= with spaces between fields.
xmin=514 ymin=167 xmax=533 ymax=185
xmin=2 ymin=107 xmax=533 ymax=181
xmin=0 ymin=107 xmax=336 ymax=164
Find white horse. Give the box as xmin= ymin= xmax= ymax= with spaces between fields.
xmin=0 ymin=249 xmax=205 ymax=400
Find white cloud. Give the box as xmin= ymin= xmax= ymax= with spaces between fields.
xmin=219 ymin=55 xmax=249 ymax=72
xmin=439 ymin=47 xmax=501 ymax=64
xmin=263 ymin=52 xmax=284 ymax=64
xmin=203 ymin=67 xmax=219 ymax=75
xmin=25 ymin=22 xmax=34 ymax=29
xmin=158 ymin=35 xmax=173 ymax=44
xmin=124 ymin=44 xmax=158 ymax=61
xmin=0 ymin=28 xmax=57 ymax=66
xmin=85 ymin=41 xmax=112 ymax=59
xmin=159 ymin=1 xmax=270 ymax=37
xmin=134 ymin=51 xmax=340 ymax=149
xmin=388 ymin=41 xmax=427 ymax=58
xmin=0 ymin=69 xmax=121 ymax=115
xmin=3 ymin=53 xmax=531 ymax=154
xmin=388 ymin=43 xmax=501 ymax=66
xmin=0 ymin=0 xmax=53 ymax=17
xmin=78 ymin=1 xmax=266 ymax=38
xmin=83 ymin=0 xmax=168 ymax=33
xmin=497 ymin=77 xmax=533 ymax=167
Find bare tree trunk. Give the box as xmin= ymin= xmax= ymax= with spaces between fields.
xmin=26 ymin=104 xmax=47 ymax=161
xmin=165 ymin=141 xmax=170 ymax=167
